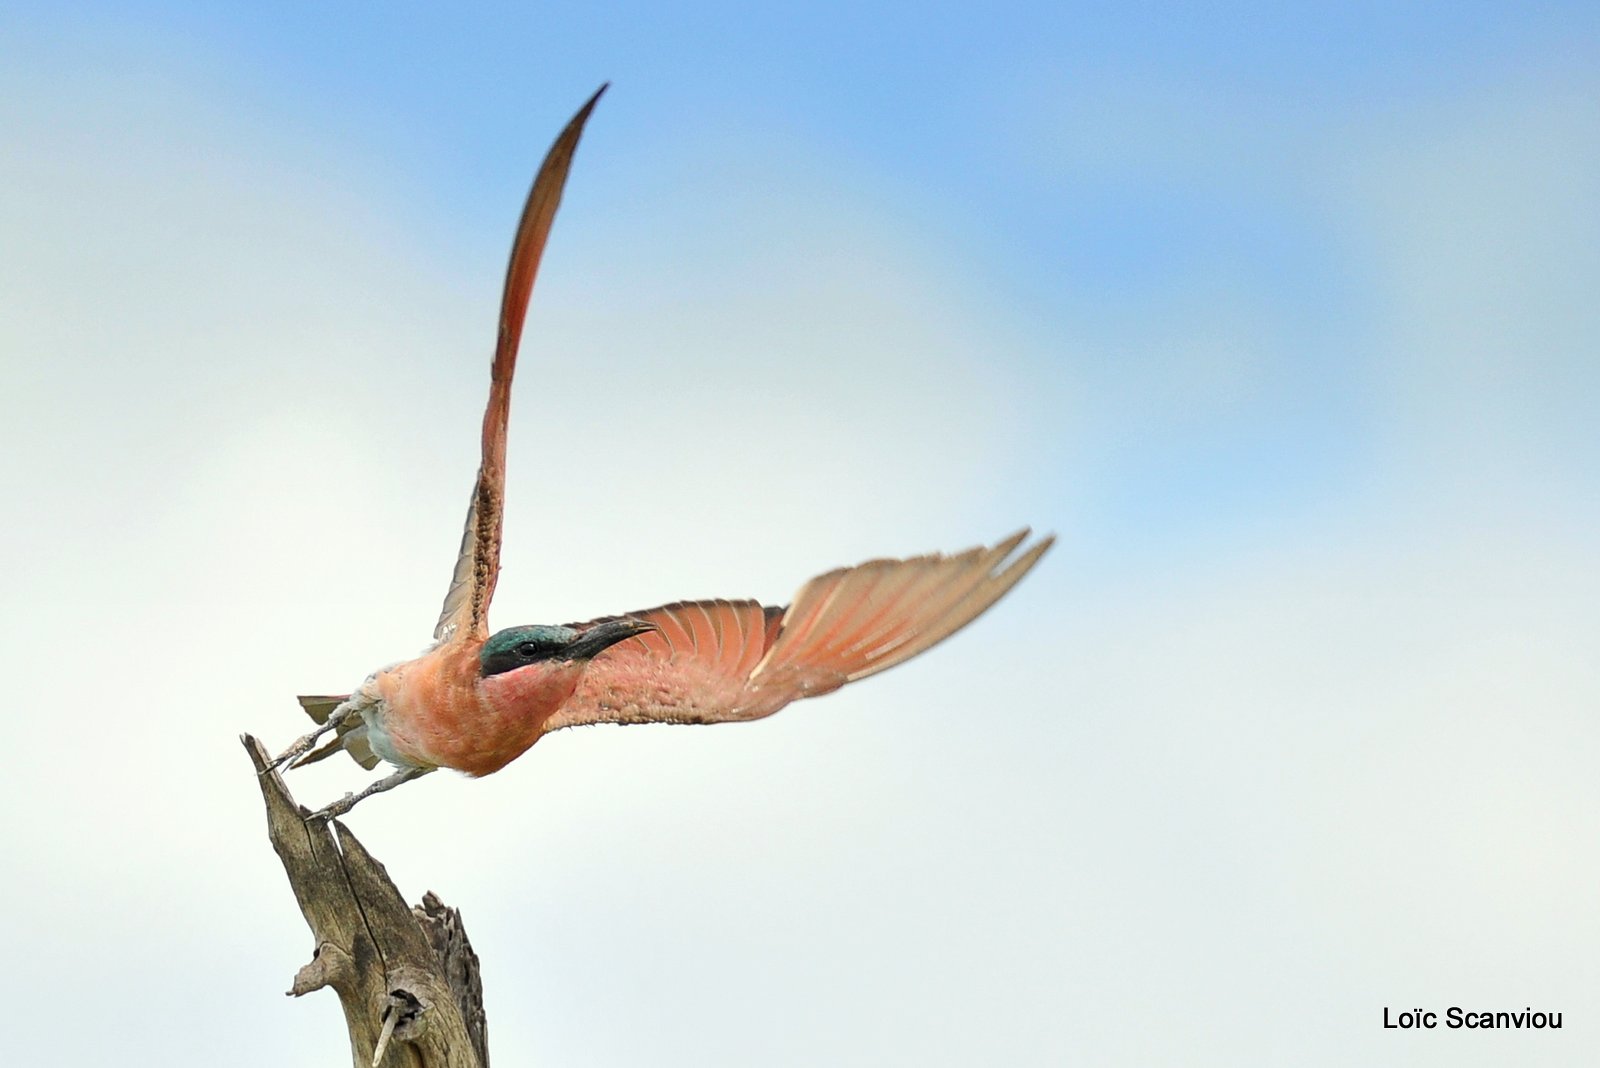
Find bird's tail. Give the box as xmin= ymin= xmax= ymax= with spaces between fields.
xmin=746 ymin=529 xmax=1054 ymax=706
xmin=292 ymin=695 xmax=382 ymax=770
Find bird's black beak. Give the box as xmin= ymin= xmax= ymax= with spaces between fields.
xmin=565 ymin=618 xmax=656 ymax=660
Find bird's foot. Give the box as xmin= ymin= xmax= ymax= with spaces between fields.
xmin=302 ymin=764 xmax=435 ymax=822
xmin=262 ymin=732 xmax=323 ymax=776
xmin=263 ymin=707 xmax=351 ymax=776
xmin=304 ymin=793 xmax=357 ymax=824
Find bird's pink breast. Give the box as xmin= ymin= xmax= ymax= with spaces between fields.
xmin=375 ymin=644 xmax=581 ymax=777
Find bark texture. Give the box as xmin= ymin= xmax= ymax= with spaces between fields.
xmin=244 ymin=734 xmax=490 ymax=1068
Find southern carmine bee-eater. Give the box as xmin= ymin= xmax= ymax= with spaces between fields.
xmin=266 ymin=85 xmax=1054 ymax=821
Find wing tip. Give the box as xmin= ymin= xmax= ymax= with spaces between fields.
xmin=995 ymin=528 xmax=1055 ymax=577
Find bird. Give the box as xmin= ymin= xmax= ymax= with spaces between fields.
xmin=265 ymin=85 xmax=1054 ymax=821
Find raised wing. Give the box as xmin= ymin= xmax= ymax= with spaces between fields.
xmin=544 ymin=530 xmax=1054 ymax=731
xmin=435 ymin=85 xmax=608 ymax=642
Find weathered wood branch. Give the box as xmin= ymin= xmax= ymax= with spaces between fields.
xmin=243 ymin=734 xmax=490 ymax=1067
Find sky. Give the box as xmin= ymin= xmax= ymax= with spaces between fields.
xmin=2 ymin=3 xmax=1599 ymax=1065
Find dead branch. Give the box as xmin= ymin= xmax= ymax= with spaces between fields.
xmin=243 ymin=734 xmax=489 ymax=1067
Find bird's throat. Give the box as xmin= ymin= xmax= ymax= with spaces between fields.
xmin=447 ymin=660 xmax=586 ymax=775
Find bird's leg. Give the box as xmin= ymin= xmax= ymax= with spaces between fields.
xmin=305 ymin=765 xmax=436 ymax=823
xmin=264 ymin=705 xmax=353 ymax=775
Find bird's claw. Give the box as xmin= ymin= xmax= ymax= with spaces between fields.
xmin=304 ymin=793 xmax=356 ymax=824
xmin=265 ymin=707 xmax=352 ymax=776
xmin=301 ymin=765 xmax=434 ymax=823
xmin=259 ymin=753 xmax=294 ymax=777
xmin=264 ymin=735 xmax=319 ymax=776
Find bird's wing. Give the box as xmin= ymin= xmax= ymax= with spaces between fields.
xmin=544 ymin=530 xmax=1053 ymax=731
xmin=545 ymin=599 xmax=779 ymax=729
xmin=434 ymin=85 xmax=607 ymax=643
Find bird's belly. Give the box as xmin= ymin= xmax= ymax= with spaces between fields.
xmin=426 ymin=701 xmax=545 ymax=777
xmin=368 ymin=650 xmax=577 ymax=777
xmin=378 ymin=686 xmax=548 ymax=777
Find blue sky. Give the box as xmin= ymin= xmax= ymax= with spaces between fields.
xmin=11 ymin=2 xmax=1596 ymax=564
xmin=3 ymin=3 xmax=1599 ymax=1066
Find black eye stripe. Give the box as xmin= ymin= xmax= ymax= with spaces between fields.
xmin=480 ymin=626 xmax=587 ymax=677
xmin=483 ymin=635 xmax=569 ymax=677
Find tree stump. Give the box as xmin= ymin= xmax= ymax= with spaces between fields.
xmin=243 ymin=735 xmax=490 ymax=1067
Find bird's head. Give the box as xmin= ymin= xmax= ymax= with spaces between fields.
xmin=477 ymin=618 xmax=656 ymax=714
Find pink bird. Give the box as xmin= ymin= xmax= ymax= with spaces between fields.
xmin=267 ymin=86 xmax=1053 ymax=821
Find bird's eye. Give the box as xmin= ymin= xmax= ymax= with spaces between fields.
xmin=516 ymin=642 xmax=543 ymax=658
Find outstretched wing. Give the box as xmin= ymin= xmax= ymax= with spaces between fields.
xmin=544 ymin=530 xmax=1054 ymax=731
xmin=435 ymin=85 xmax=608 ymax=643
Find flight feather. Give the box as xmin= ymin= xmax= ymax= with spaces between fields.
xmin=434 ymin=84 xmax=609 ymax=642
